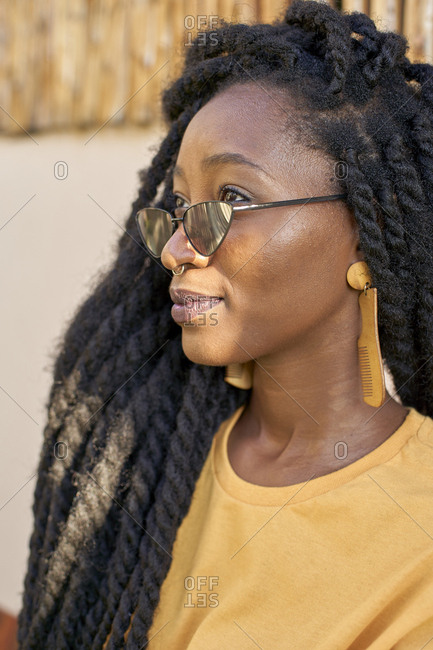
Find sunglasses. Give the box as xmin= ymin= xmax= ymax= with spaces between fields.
xmin=135 ymin=193 xmax=346 ymax=258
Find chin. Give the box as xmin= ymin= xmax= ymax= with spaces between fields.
xmin=181 ymin=328 xmax=224 ymax=366
xmin=180 ymin=323 xmax=253 ymax=368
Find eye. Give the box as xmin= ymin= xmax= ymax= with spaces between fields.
xmin=219 ymin=185 xmax=251 ymax=204
xmin=174 ymin=195 xmax=187 ymax=208
xmin=173 ymin=194 xmax=188 ymax=216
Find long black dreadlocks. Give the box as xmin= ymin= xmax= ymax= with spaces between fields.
xmin=17 ymin=1 xmax=433 ymax=647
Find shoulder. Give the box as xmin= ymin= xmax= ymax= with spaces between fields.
xmin=399 ymin=406 xmax=433 ymax=467
xmin=411 ymin=406 xmax=433 ymax=446
xmin=365 ymin=406 xmax=433 ymax=526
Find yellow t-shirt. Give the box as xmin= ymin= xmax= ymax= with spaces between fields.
xmin=106 ymin=404 xmax=433 ymax=649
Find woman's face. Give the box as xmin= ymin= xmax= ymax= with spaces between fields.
xmin=161 ymin=82 xmax=361 ymax=367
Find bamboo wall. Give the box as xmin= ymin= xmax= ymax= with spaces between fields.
xmin=0 ymin=0 xmax=432 ymax=135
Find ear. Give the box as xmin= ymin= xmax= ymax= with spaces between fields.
xmin=347 ymin=211 xmax=365 ymax=264
xmin=354 ymin=239 xmax=365 ymax=263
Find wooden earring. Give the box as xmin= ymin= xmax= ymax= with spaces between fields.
xmin=224 ymin=360 xmax=254 ymax=389
xmin=347 ymin=261 xmax=386 ymax=408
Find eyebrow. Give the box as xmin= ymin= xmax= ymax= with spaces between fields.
xmin=173 ymin=152 xmax=271 ymax=179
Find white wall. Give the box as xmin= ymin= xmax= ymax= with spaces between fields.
xmin=0 ymin=125 xmax=164 ymax=615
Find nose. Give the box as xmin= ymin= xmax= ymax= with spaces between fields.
xmin=160 ymin=218 xmax=210 ymax=272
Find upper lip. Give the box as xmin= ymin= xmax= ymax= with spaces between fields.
xmin=170 ymin=288 xmax=223 ymax=304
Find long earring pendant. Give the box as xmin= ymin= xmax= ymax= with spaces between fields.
xmin=357 ymin=284 xmax=385 ymax=407
xmin=224 ymin=361 xmax=254 ymax=389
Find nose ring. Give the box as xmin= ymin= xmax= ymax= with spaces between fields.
xmin=172 ymin=264 xmax=185 ymax=276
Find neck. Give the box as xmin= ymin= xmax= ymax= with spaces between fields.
xmin=241 ymin=322 xmax=407 ymax=469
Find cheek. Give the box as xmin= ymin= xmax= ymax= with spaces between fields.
xmin=222 ymin=213 xmax=354 ymax=341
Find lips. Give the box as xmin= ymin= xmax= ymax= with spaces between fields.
xmin=169 ymin=288 xmax=223 ymax=324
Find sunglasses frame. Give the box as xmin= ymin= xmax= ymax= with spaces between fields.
xmin=135 ymin=193 xmax=346 ymax=259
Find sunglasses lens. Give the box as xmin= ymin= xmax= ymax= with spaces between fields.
xmin=136 ymin=208 xmax=173 ymax=257
xmin=185 ymin=201 xmax=233 ymax=255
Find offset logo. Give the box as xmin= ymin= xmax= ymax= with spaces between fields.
xmin=184 ymin=295 xmax=219 ymax=327
xmin=184 ymin=15 xmax=220 ymax=47
xmin=184 ymin=576 xmax=219 ymax=607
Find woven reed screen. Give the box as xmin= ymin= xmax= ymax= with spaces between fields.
xmin=0 ymin=0 xmax=431 ymax=134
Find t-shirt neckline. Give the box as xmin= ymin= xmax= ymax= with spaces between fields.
xmin=212 ymin=404 xmax=424 ymax=506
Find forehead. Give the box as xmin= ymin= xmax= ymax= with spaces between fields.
xmin=174 ymin=82 xmax=334 ymax=195
xmin=178 ymin=83 xmax=294 ymax=164
xmin=187 ymin=83 xmax=289 ymax=134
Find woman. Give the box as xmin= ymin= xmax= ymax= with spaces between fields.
xmin=18 ymin=1 xmax=433 ymax=648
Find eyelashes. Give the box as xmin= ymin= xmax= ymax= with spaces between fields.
xmin=218 ymin=185 xmax=251 ymax=204
xmin=172 ymin=184 xmax=252 ymax=209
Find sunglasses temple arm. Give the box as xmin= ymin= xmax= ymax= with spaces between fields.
xmin=232 ymin=193 xmax=346 ymax=213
